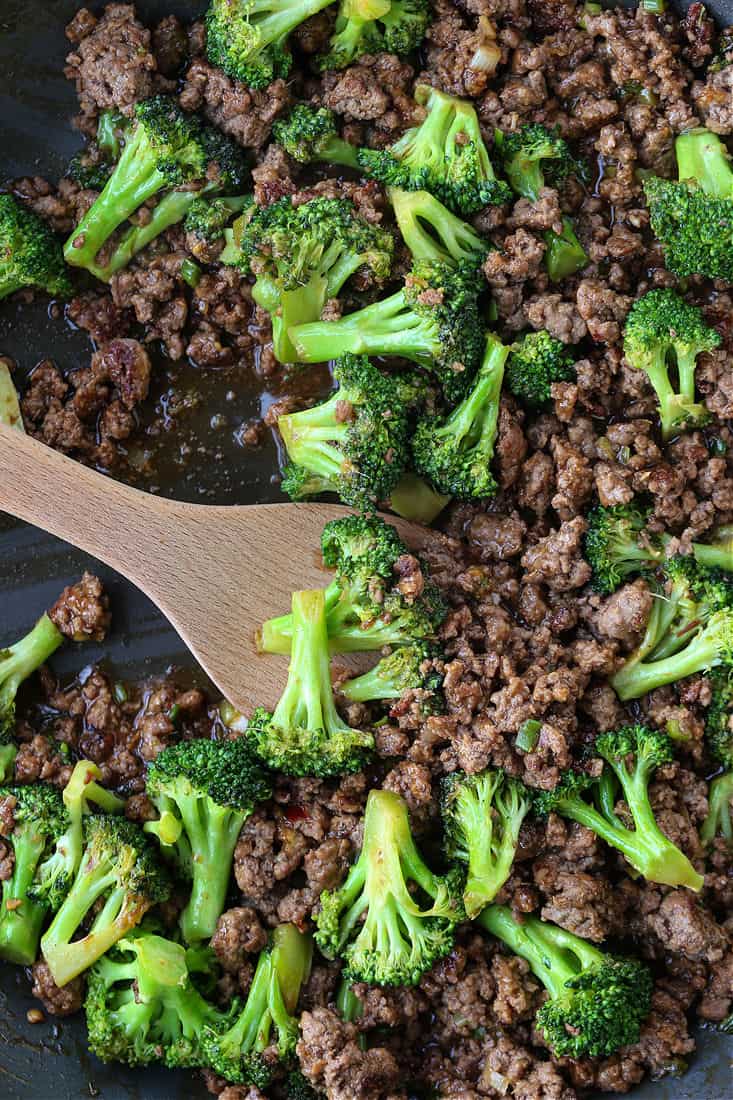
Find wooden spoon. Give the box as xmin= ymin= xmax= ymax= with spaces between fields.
xmin=0 ymin=427 xmax=426 ymax=712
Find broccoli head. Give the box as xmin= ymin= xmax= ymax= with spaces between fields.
xmin=441 ymin=768 xmax=532 ymax=918
xmin=86 ymin=931 xmax=223 ymax=1067
xmin=505 ymin=329 xmax=575 ymax=408
xmin=700 ymin=770 xmax=733 ymax=848
xmin=359 ymin=85 xmax=511 ymax=215
xmin=67 ymin=110 xmax=130 ymax=190
xmin=318 ymin=0 xmax=430 ymax=71
xmin=249 ymin=589 xmax=375 ymax=777
xmin=222 ymin=195 xmax=393 ymax=363
xmin=644 ymin=128 xmax=733 ymax=280
xmin=290 ymin=259 xmax=484 ymax=403
xmin=623 ymin=289 xmax=720 ymax=439
xmin=145 ymin=736 xmax=271 ymax=943
xmin=389 ymin=186 xmax=487 ymax=269
xmin=479 ymin=905 xmax=653 ymax=1058
xmin=584 ymin=502 xmax=666 ymax=594
xmin=41 ymin=815 xmax=171 ymax=987
xmin=272 ymin=104 xmax=361 ymax=169
xmin=205 ymin=0 xmax=335 ymax=88
xmin=339 ymin=642 xmax=444 ymax=707
xmin=0 ymin=614 xmax=63 ymax=742
xmin=278 ymin=353 xmax=410 ymax=511
xmin=705 ymin=666 xmax=733 ymax=769
xmin=29 ymin=759 xmax=125 ymax=912
xmin=201 ymin=923 xmax=312 ymax=1087
xmin=183 ymin=195 xmax=252 ymax=258
xmin=0 ymin=194 xmax=72 ymax=300
xmin=412 ymin=331 xmax=509 ymax=498
xmin=315 ymin=788 xmax=462 ymax=986
xmin=0 ymin=783 xmax=68 ymax=965
xmin=534 ymin=726 xmax=704 ymax=891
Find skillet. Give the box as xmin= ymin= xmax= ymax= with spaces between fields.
xmin=0 ymin=2 xmax=731 ymax=1096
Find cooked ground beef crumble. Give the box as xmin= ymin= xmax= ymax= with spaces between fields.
xmin=1 ymin=1 xmax=733 ymax=1098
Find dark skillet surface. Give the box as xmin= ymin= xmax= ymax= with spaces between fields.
xmin=0 ymin=2 xmax=731 ymax=1097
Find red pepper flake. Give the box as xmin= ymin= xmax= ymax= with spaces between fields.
xmin=284 ymin=804 xmax=308 ymax=823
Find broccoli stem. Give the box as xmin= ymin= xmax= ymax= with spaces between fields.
xmin=290 ymin=288 xmax=432 ymax=364
xmin=612 ymin=614 xmax=729 ymax=701
xmin=0 ymin=742 xmax=16 ymax=782
xmin=257 ymin=578 xmax=341 ymax=655
xmin=339 ymin=664 xmax=399 ymax=702
xmin=437 ymin=331 xmax=506 ymax=456
xmin=675 ymin=128 xmax=733 ymax=198
xmin=278 ymin=395 xmax=353 ymax=492
xmin=319 ymin=136 xmax=361 ymax=170
xmin=179 ymin=799 xmax=247 ymax=944
xmin=1 ymin=614 xmax=63 ymax=715
xmin=269 ymin=590 xmax=344 ymax=734
xmin=387 ymin=472 xmax=451 ymax=525
xmin=693 ymin=526 xmax=733 ymax=572
xmin=544 ymin=217 xmax=588 ymax=281
xmin=700 ymin=771 xmax=733 ymax=846
xmin=389 ymin=187 xmax=485 ymax=267
xmin=479 ymin=905 xmax=602 ymax=999
xmin=0 ymin=830 xmax=48 ymax=965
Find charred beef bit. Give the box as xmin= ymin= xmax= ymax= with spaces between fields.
xmin=30 ymin=960 xmax=84 ymax=1017
xmin=211 ymin=907 xmax=268 ymax=972
xmin=180 ymin=60 xmax=289 ymax=148
xmin=67 ymin=291 xmax=132 ymax=345
xmin=319 ymin=53 xmax=421 ymax=145
xmin=521 ymin=517 xmax=592 ymax=592
xmin=48 ymin=572 xmax=110 ymax=643
xmin=297 ymin=1006 xmax=407 ymax=1100
xmin=64 ymin=4 xmax=167 ymax=135
xmin=91 ymin=339 xmax=151 ymax=409
xmin=682 ymin=3 xmax=716 ymax=68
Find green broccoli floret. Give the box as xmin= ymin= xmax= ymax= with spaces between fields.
xmin=0 ymin=614 xmax=63 ymax=742
xmin=700 ymin=770 xmax=733 ymax=848
xmin=205 ymin=0 xmax=335 ymax=88
xmin=202 ymin=923 xmax=313 ymax=1087
xmin=644 ymin=128 xmax=733 ymax=280
xmin=705 ymin=666 xmax=733 ymax=769
xmin=441 ymin=769 xmax=532 ymax=918
xmin=285 ymin=1070 xmax=322 ymax=1099
xmin=412 ymin=331 xmax=508 ymax=498
xmin=64 ymin=96 xmax=248 ymax=280
xmin=222 ymin=195 xmax=393 ymax=363
xmin=315 ymin=788 xmax=461 ymax=986
xmin=0 ymin=194 xmax=72 ymax=300
xmin=478 ymin=905 xmax=653 ymax=1058
xmin=611 ymin=557 xmax=733 ymax=700
xmin=623 ymin=289 xmax=720 ymax=439
xmin=389 ymin=186 xmax=487 ymax=269
xmin=86 ymin=931 xmax=223 ymax=1067
xmin=0 ymin=784 xmax=68 ymax=965
xmin=183 ymin=195 xmax=253 ymax=257
xmin=505 ymin=330 xmax=575 ymax=408
xmin=359 ymin=85 xmax=511 ymax=215
xmin=318 ymin=0 xmax=430 ymax=70
xmin=249 ymin=589 xmax=375 ymax=777
xmin=144 ymin=737 xmax=271 ymax=943
xmin=258 ymin=514 xmax=446 ymax=655
xmin=272 ymin=104 xmax=361 ymax=169
xmin=67 ymin=111 xmax=130 ymax=190
xmin=290 ymin=259 xmax=483 ymax=403
xmin=495 ymin=123 xmax=588 ymax=281
xmin=278 ymin=353 xmax=409 ymax=511
xmin=693 ymin=524 xmax=733 ymax=573
xmin=339 ymin=642 xmax=443 ymax=706
xmin=534 ymin=726 xmax=704 ymax=891
xmin=41 ymin=815 xmax=171 ymax=987
xmin=29 ymin=759 xmax=125 ymax=912
xmin=584 ymin=503 xmax=667 ymax=594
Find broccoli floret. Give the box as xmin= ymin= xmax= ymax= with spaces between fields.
xmin=222 ymin=195 xmax=393 ymax=363
xmin=644 ymin=128 xmax=733 ymax=280
xmin=249 ymin=589 xmax=375 ymax=777
xmin=205 ymin=0 xmax=335 ymax=88
xmin=41 ymin=815 xmax=171 ymax=987
xmin=693 ymin=524 xmax=733 ymax=573
xmin=86 ymin=931 xmax=224 ymax=1067
xmin=705 ymin=666 xmax=733 ymax=769
xmin=700 ymin=770 xmax=733 ymax=848
xmin=290 ymin=259 xmax=483 ymax=403
xmin=389 ymin=186 xmax=487 ymax=269
xmin=710 ymin=27 xmax=733 ymax=72
xmin=272 ymin=104 xmax=361 ymax=169
xmin=339 ymin=642 xmax=443 ymax=706
xmin=412 ymin=331 xmax=508 ymax=498
xmin=0 ymin=784 xmax=68 ymax=965
xmin=534 ymin=726 xmax=704 ymax=890
xmin=495 ymin=123 xmax=588 ymax=281
xmin=0 ymin=614 xmax=63 ymax=742
xmin=68 ymin=111 xmax=130 ymax=190
xmin=183 ymin=195 xmax=253 ymax=258
xmin=318 ymin=0 xmax=430 ymax=70
xmin=623 ymin=289 xmax=720 ymax=439
xmin=0 ymin=194 xmax=72 ymax=300
xmin=611 ymin=558 xmax=733 ymax=700
xmin=201 ymin=923 xmax=312 ymax=1087
xmin=315 ymin=789 xmax=461 ymax=986
xmin=359 ymin=85 xmax=511 ymax=215
xmin=441 ymin=769 xmax=532 ymax=918
xmin=64 ymin=96 xmax=248 ymax=280
xmin=505 ymin=330 xmax=575 ymax=408
xmin=29 ymin=759 xmax=125 ymax=912
xmin=285 ymin=1070 xmax=322 ymax=1100
xmin=277 ymin=353 xmax=409 ymax=511
xmin=479 ymin=905 xmax=653 ymax=1058
xmin=584 ymin=503 xmax=667 ymax=594
xmin=144 ymin=737 xmax=271 ymax=943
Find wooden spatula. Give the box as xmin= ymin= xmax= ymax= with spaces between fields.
xmin=0 ymin=427 xmax=426 ymax=712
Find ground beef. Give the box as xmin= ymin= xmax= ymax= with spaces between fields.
xmin=180 ymin=60 xmax=290 ymax=148
xmin=297 ymin=1007 xmax=406 ymax=1100
xmin=319 ymin=53 xmax=421 ymax=144
xmin=211 ymin=907 xmax=268 ymax=972
xmin=30 ymin=961 xmax=85 ymax=1017
xmin=48 ymin=572 xmax=110 ymax=642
